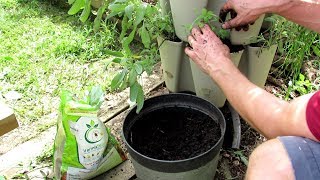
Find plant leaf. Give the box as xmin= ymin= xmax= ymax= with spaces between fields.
xmin=68 ymin=0 xmax=85 ymax=15
xmin=94 ymin=124 xmax=98 ymax=128
xmin=104 ymin=49 xmax=124 ymax=57
xmin=136 ymin=84 xmax=144 ymax=113
xmin=139 ymin=23 xmax=151 ymax=48
xmin=90 ymin=120 xmax=95 ymax=126
xmin=80 ymin=0 xmax=91 ymax=22
xmin=120 ymin=15 xmax=129 ymax=40
xmin=122 ymin=26 xmax=137 ymax=55
xmin=130 ymin=82 xmax=139 ymax=102
xmin=106 ymin=11 xmax=119 ymax=19
xmin=128 ymin=68 xmax=137 ymax=86
xmin=299 ymin=73 xmax=305 ymax=81
xmin=108 ymin=4 xmax=127 ymax=14
xmin=105 ymin=58 xmax=121 ymax=68
xmin=234 ymin=151 xmax=249 ymax=166
xmin=94 ymin=3 xmax=108 ymax=31
xmin=111 ymin=69 xmax=127 ymax=91
xmin=134 ymin=63 xmax=143 ymax=74
xmin=86 ymin=124 xmax=91 ymax=128
xmin=312 ymin=45 xmax=320 ymax=57
xmin=134 ymin=4 xmax=146 ymax=26
xmin=119 ymin=75 xmax=128 ymax=91
xmin=120 ymin=58 xmax=129 ymax=64
xmin=125 ymin=4 xmax=134 ymax=20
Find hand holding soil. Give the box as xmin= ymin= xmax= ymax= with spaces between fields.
xmin=185 ymin=24 xmax=234 ymax=78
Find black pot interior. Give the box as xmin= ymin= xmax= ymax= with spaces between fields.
xmin=123 ymin=93 xmax=226 ymax=161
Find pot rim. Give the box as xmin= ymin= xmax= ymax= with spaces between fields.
xmin=122 ymin=93 xmax=226 ymax=163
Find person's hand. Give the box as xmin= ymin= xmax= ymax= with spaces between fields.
xmin=219 ymin=0 xmax=278 ymax=29
xmin=185 ymin=25 xmax=233 ymax=77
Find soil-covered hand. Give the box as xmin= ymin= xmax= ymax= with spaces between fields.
xmin=219 ymin=0 xmax=288 ymax=29
xmin=185 ymin=25 xmax=233 ymax=77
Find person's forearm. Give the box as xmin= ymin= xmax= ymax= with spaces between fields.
xmin=271 ymin=0 xmax=320 ymax=33
xmin=209 ymin=59 xmax=289 ymax=138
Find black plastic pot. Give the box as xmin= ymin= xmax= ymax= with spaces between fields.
xmin=122 ymin=93 xmax=226 ymax=180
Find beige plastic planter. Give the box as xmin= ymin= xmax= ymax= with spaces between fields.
xmin=190 ymin=50 xmax=244 ymax=107
xmin=239 ymin=45 xmax=278 ymax=87
xmin=157 ymin=37 xmax=195 ymax=93
xmin=230 ymin=14 xmax=266 ymax=45
xmin=159 ymin=0 xmax=171 ymax=16
xmin=170 ymin=0 xmax=225 ymax=42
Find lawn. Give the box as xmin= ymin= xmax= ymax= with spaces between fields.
xmin=0 ymin=0 xmax=121 ymax=126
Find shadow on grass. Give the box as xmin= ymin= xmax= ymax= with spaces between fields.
xmin=5 ymin=0 xmax=84 ymax=28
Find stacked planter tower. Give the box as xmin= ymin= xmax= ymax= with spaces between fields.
xmin=124 ymin=0 xmax=276 ymax=179
xmin=158 ymin=0 xmax=277 ymax=107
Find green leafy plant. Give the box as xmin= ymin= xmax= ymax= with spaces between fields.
xmin=145 ymin=6 xmax=176 ymax=41
xmin=67 ymin=0 xmax=93 ymax=22
xmin=285 ymin=73 xmax=317 ymax=100
xmin=233 ymin=150 xmax=249 ymax=166
xmin=67 ymin=0 xmax=172 ymax=113
xmin=311 ymin=40 xmax=320 ymax=57
xmin=106 ymin=0 xmax=159 ymax=54
xmin=248 ymin=16 xmax=280 ymax=50
xmin=105 ymin=44 xmax=159 ymax=113
xmin=189 ymin=9 xmax=229 ymax=39
xmin=269 ymin=16 xmax=320 ymax=80
xmin=67 ymin=0 xmax=111 ymax=31
xmin=104 ymin=1 xmax=172 ymax=113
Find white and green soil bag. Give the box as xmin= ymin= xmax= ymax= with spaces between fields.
xmin=53 ymin=86 xmax=126 ymax=180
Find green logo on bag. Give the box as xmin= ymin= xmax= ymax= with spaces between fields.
xmin=85 ymin=120 xmax=103 ymax=143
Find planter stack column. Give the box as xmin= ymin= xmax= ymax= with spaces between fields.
xmin=159 ymin=0 xmax=277 ymax=108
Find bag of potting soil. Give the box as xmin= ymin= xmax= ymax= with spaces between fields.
xmin=53 ymin=86 xmax=127 ymax=180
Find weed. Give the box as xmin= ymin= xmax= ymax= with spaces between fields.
xmin=36 ymin=145 xmax=54 ymax=164
xmin=233 ymin=150 xmax=248 ymax=166
xmin=285 ymin=73 xmax=317 ymax=100
xmin=269 ymin=16 xmax=320 ymax=80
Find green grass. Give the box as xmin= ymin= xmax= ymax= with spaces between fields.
xmin=0 ymin=0 xmax=121 ymax=125
xmin=272 ymin=16 xmax=320 ymax=80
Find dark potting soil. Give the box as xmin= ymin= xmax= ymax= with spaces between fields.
xmin=221 ymin=39 xmax=244 ymax=53
xmin=128 ymin=106 xmax=221 ymax=161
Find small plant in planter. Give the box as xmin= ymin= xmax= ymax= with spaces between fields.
xmin=188 ymin=8 xmax=230 ymax=40
xmin=238 ymin=27 xmax=278 ymax=88
xmin=169 ymin=0 xmax=226 ymax=41
xmin=188 ymin=9 xmax=244 ymax=107
xmin=148 ymin=8 xmax=192 ymax=93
